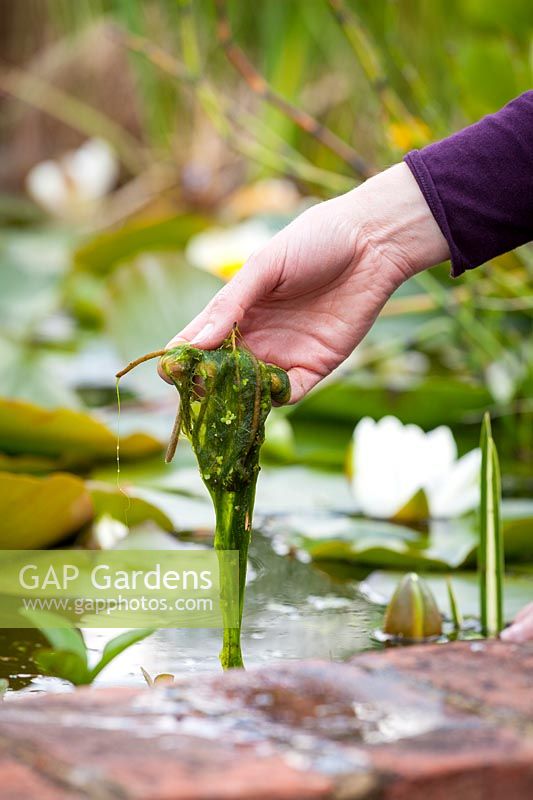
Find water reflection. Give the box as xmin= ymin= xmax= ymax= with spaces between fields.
xmin=2 ymin=533 xmax=383 ymax=695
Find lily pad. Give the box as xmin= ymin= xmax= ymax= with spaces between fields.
xmin=277 ymin=514 xmax=476 ymax=571
xmin=0 ymin=397 xmax=162 ymax=465
xmin=74 ymin=214 xmax=210 ymax=274
xmin=88 ymin=481 xmax=175 ymax=531
xmin=293 ymin=376 xmax=491 ymax=429
xmin=105 ymin=257 xmax=221 ymax=396
xmin=500 ymin=500 xmax=533 ymax=561
xmin=277 ymin=505 xmax=533 ymax=572
xmin=0 ymin=336 xmax=80 ymax=409
xmin=255 ymin=467 xmax=356 ymax=515
xmin=0 ymin=472 xmax=92 ymax=549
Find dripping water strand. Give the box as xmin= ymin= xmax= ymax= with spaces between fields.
xmin=115 ymin=377 xmax=131 ymax=525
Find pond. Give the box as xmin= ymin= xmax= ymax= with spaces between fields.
xmin=0 ymin=531 xmax=384 ymax=696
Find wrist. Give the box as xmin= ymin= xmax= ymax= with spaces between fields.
xmin=349 ymin=162 xmax=450 ymax=282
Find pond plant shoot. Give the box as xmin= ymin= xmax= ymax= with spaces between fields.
xmin=116 ymin=327 xmax=290 ymax=668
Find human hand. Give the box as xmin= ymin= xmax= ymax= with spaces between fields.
xmin=501 ymin=602 xmax=533 ymax=643
xmin=161 ymin=163 xmax=449 ymax=403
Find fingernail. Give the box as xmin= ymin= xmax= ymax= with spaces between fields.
xmin=190 ymin=322 xmax=214 ymax=345
xmin=165 ymin=335 xmax=188 ymax=349
xmin=500 ymin=623 xmax=523 ymax=642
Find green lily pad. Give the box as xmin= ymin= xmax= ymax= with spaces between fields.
xmin=0 ymin=471 xmax=93 ymax=549
xmin=255 ymin=467 xmax=355 ymax=515
xmin=279 ymin=505 xmax=533 ymax=572
xmin=0 ymin=337 xmax=80 ymax=409
xmin=500 ymin=500 xmax=533 ymax=561
xmin=88 ymin=481 xmax=174 ymax=531
xmin=0 ymin=397 xmax=162 ymax=464
xmin=105 ymin=257 xmax=221 ymax=396
xmin=293 ymin=376 xmax=491 ymax=429
xmin=75 ymin=214 xmax=210 ymax=274
xmin=280 ymin=514 xmax=476 ymax=571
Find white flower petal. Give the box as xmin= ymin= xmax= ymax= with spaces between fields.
xmin=427 ymin=448 xmax=481 ymax=518
xmin=26 ymin=160 xmax=68 ymax=214
xmin=65 ymin=138 xmax=118 ymax=200
xmin=186 ymin=220 xmax=272 ymax=275
xmin=351 ymin=416 xmax=479 ymax=520
xmin=352 ymin=416 xmax=425 ymax=518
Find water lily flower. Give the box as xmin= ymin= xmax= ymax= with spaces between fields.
xmin=350 ymin=415 xmax=481 ymax=520
xmin=26 ymin=138 xmax=118 ymax=218
xmin=185 ymin=219 xmax=273 ymax=281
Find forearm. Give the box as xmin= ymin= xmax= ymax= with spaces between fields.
xmin=405 ymin=91 xmax=533 ymax=276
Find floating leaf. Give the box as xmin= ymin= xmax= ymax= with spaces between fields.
xmin=104 ymin=257 xmax=221 ymax=396
xmin=75 ymin=214 xmax=210 ymax=274
xmin=88 ymin=482 xmax=174 ymax=532
xmin=0 ymin=337 xmax=80 ymax=409
xmin=278 ymin=513 xmax=477 ymax=571
xmin=293 ymin=376 xmax=491 ymax=429
xmin=0 ymin=472 xmax=92 ymax=549
xmin=0 ymin=397 xmax=162 ymax=464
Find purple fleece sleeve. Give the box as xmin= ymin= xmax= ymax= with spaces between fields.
xmin=404 ymin=91 xmax=533 ymax=277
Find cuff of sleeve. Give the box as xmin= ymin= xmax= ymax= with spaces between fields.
xmin=404 ymin=150 xmax=468 ymax=277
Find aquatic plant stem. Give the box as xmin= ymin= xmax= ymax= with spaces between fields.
xmin=211 ymin=485 xmax=255 ymax=669
xmin=115 ymin=349 xmax=168 ymax=378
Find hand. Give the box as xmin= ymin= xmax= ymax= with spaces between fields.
xmin=501 ymin=602 xmax=533 ymax=643
xmin=162 ymin=163 xmax=449 ymax=403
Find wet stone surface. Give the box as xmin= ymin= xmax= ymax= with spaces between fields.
xmin=0 ymin=641 xmax=531 ymax=799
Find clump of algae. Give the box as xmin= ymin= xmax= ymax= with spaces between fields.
xmin=116 ymin=328 xmax=290 ymax=668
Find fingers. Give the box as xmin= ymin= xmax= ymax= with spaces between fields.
xmin=168 ymin=257 xmax=271 ymax=350
xmin=158 ymin=252 xmax=276 ymax=384
xmin=501 ymin=602 xmax=533 ymax=643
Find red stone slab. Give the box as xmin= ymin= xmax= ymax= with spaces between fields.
xmin=0 ymin=641 xmax=531 ymax=799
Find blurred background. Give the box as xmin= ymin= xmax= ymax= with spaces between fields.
xmin=0 ymin=0 xmax=532 ymax=688
xmin=0 ymin=0 xmax=531 ymax=543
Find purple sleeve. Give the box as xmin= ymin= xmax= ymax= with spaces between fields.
xmin=404 ymin=91 xmax=533 ymax=277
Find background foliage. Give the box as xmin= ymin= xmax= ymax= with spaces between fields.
xmin=0 ymin=0 xmax=531 ymax=552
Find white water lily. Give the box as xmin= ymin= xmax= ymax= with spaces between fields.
xmin=26 ymin=138 xmax=118 ymax=218
xmin=185 ymin=219 xmax=273 ymax=281
xmin=351 ymin=416 xmax=481 ymax=520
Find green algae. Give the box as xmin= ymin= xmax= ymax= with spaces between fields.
xmin=118 ymin=330 xmax=290 ymax=668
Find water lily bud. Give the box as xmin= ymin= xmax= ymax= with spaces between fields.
xmin=383 ymin=572 xmax=442 ymax=640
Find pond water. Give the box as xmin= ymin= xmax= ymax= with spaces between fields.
xmin=0 ymin=531 xmax=384 ymax=697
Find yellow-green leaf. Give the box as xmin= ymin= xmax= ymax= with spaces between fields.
xmin=0 ymin=397 xmax=162 ymax=464
xmin=0 ymin=472 xmax=93 ymax=548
